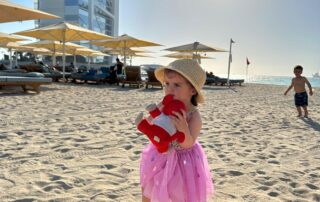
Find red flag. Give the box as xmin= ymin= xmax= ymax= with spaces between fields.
xmin=246 ymin=57 xmax=250 ymax=65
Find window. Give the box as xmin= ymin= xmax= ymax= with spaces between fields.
xmin=79 ymin=9 xmax=89 ymax=28
xmin=96 ymin=0 xmax=114 ymax=14
xmin=79 ymin=0 xmax=89 ymax=10
xmin=65 ymin=0 xmax=78 ymax=6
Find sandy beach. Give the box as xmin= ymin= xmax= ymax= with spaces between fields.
xmin=0 ymin=83 xmax=319 ymax=202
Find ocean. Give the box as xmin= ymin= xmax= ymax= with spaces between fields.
xmin=140 ymin=67 xmax=320 ymax=88
xmin=216 ymin=74 xmax=320 ymax=88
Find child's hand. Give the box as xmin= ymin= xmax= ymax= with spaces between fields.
xmin=157 ymin=102 xmax=164 ymax=111
xmin=170 ymin=110 xmax=188 ymax=134
xmin=145 ymin=103 xmax=157 ymax=111
xmin=310 ymin=90 xmax=313 ymax=96
xmin=284 ymin=92 xmax=288 ymax=96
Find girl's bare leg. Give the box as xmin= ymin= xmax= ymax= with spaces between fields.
xmin=142 ymin=188 xmax=150 ymax=202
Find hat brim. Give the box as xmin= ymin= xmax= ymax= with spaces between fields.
xmin=155 ymin=66 xmax=205 ymax=103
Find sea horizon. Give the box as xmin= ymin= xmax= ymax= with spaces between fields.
xmin=216 ymin=74 xmax=320 ymax=88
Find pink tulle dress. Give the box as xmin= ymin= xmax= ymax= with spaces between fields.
xmin=140 ymin=140 xmax=214 ymax=202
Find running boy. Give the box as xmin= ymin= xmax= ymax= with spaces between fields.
xmin=284 ymin=65 xmax=313 ymax=117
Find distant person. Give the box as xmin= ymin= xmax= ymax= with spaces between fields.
xmin=0 ymin=63 xmax=7 ymax=70
xmin=284 ymin=65 xmax=313 ymax=118
xmin=69 ymin=62 xmax=77 ymax=72
xmin=115 ymin=58 xmax=123 ymax=75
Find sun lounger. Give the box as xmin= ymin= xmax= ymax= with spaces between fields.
xmin=70 ymin=67 xmax=110 ymax=84
xmin=119 ymin=66 xmax=143 ymax=88
xmin=145 ymin=69 xmax=162 ymax=89
xmin=19 ymin=64 xmax=71 ymax=82
xmin=205 ymin=76 xmax=244 ymax=86
xmin=0 ymin=76 xmax=52 ymax=93
xmin=229 ymin=79 xmax=244 ymax=86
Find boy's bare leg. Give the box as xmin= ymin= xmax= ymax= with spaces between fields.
xmin=142 ymin=188 xmax=150 ymax=202
xmin=296 ymin=106 xmax=302 ymax=117
xmin=302 ymin=106 xmax=308 ymax=117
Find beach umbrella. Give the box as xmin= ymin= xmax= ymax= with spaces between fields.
xmin=65 ymin=48 xmax=109 ymax=68
xmin=65 ymin=47 xmax=97 ymax=67
xmin=91 ymin=34 xmax=161 ymax=66
xmin=164 ymin=41 xmax=226 ymax=63
xmin=14 ymin=21 xmax=112 ymax=79
xmin=162 ymin=52 xmax=214 ymax=60
xmin=103 ymin=47 xmax=152 ymax=55
xmin=0 ymin=0 xmax=59 ymax=23
xmin=127 ymin=53 xmax=154 ymax=66
xmin=0 ymin=32 xmax=27 ymax=43
xmin=0 ymin=34 xmax=28 ymax=68
xmin=164 ymin=42 xmax=227 ymax=53
xmin=0 ymin=42 xmax=31 ymax=68
xmin=23 ymin=40 xmax=86 ymax=65
xmin=84 ymin=50 xmax=109 ymax=68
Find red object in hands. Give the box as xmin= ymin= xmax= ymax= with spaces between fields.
xmin=137 ymin=95 xmax=186 ymax=153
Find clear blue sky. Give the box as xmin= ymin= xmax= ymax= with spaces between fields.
xmin=1 ymin=0 xmax=319 ymax=77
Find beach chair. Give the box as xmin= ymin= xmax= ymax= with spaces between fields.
xmin=145 ymin=69 xmax=162 ymax=89
xmin=0 ymin=76 xmax=52 ymax=93
xmin=119 ymin=66 xmax=143 ymax=88
xmin=229 ymin=79 xmax=244 ymax=86
xmin=19 ymin=64 xmax=71 ymax=82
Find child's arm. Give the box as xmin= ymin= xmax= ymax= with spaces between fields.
xmin=171 ymin=110 xmax=201 ymax=148
xmin=304 ymin=77 xmax=313 ymax=96
xmin=284 ymin=79 xmax=294 ymax=95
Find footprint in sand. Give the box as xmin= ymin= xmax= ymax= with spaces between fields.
xmin=305 ymin=183 xmax=318 ymax=190
xmin=103 ymin=164 xmax=116 ymax=170
xmin=291 ymin=188 xmax=310 ymax=197
xmin=279 ymin=177 xmax=291 ymax=182
xmin=268 ymin=191 xmax=279 ymax=197
xmin=267 ymin=160 xmax=280 ymax=164
xmin=254 ymin=177 xmax=277 ymax=187
xmin=227 ymin=170 xmax=244 ymax=176
xmin=289 ymin=182 xmax=299 ymax=188
xmin=124 ymin=145 xmax=133 ymax=150
xmin=257 ymin=186 xmax=269 ymax=191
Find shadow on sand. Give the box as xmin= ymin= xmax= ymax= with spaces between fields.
xmin=302 ymin=117 xmax=320 ymax=132
xmin=203 ymin=86 xmax=239 ymax=92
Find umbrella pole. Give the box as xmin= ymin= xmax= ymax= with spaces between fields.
xmin=124 ymin=41 xmax=127 ymax=66
xmin=52 ymin=55 xmax=56 ymax=66
xmin=52 ymin=46 xmax=56 ymax=66
xmin=74 ymin=54 xmax=76 ymax=67
xmin=62 ymin=33 xmax=66 ymax=81
xmin=246 ymin=64 xmax=249 ymax=82
xmin=9 ymin=48 xmax=12 ymax=69
xmin=15 ymin=51 xmax=18 ymax=68
xmin=227 ymin=39 xmax=234 ymax=86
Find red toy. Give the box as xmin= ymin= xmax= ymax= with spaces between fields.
xmin=136 ymin=95 xmax=186 ymax=153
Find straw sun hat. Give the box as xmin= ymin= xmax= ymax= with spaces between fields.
xmin=155 ymin=59 xmax=206 ymax=103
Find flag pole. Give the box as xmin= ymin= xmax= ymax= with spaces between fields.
xmin=246 ymin=57 xmax=250 ymax=83
xmin=227 ymin=38 xmax=234 ymax=86
xmin=246 ymin=63 xmax=248 ymax=82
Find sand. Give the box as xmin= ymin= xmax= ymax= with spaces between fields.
xmin=0 ymin=83 xmax=319 ymax=202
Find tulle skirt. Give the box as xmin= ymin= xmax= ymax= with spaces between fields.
xmin=140 ymin=142 xmax=214 ymax=202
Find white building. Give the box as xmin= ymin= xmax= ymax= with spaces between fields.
xmin=35 ymin=0 xmax=119 ymax=64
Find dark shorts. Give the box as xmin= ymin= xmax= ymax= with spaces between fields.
xmin=295 ymin=92 xmax=308 ymax=107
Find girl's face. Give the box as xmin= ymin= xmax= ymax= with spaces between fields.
xmin=163 ymin=70 xmax=196 ymax=104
